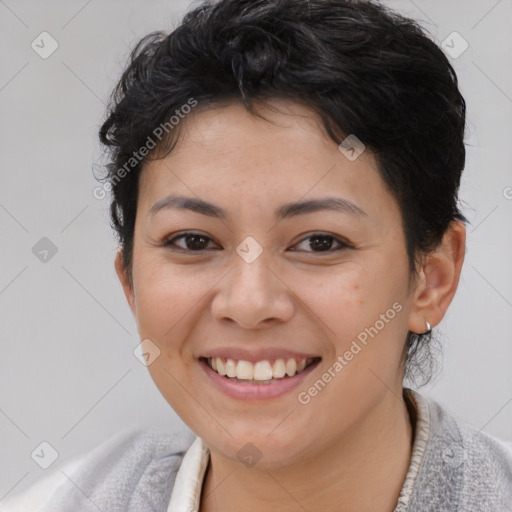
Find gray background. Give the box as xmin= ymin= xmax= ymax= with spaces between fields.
xmin=0 ymin=0 xmax=511 ymax=499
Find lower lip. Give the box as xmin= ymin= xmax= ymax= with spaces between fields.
xmin=199 ymin=358 xmax=321 ymax=400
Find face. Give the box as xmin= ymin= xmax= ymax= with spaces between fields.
xmin=118 ymin=99 xmax=424 ymax=469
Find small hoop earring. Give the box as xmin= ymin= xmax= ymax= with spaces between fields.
xmin=422 ymin=321 xmax=431 ymax=335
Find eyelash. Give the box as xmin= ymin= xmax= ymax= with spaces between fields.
xmin=162 ymin=232 xmax=352 ymax=254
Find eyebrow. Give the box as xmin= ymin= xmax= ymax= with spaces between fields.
xmin=149 ymin=194 xmax=367 ymax=220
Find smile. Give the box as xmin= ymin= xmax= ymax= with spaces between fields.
xmin=204 ymin=356 xmax=318 ymax=383
xmin=199 ymin=355 xmax=322 ymax=400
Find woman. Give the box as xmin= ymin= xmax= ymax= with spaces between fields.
xmin=4 ymin=0 xmax=511 ymax=511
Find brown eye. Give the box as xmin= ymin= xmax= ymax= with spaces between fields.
xmin=164 ymin=232 xmax=218 ymax=251
xmin=291 ymin=233 xmax=350 ymax=253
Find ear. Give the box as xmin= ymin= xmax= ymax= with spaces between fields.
xmin=114 ymin=247 xmax=136 ymax=316
xmin=408 ymin=220 xmax=466 ymax=334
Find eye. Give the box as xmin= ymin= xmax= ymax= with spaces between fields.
xmin=163 ymin=231 xmax=352 ymax=254
xmin=290 ymin=233 xmax=351 ymax=253
xmin=163 ymin=232 xmax=219 ymax=252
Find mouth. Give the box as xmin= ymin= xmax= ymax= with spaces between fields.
xmin=200 ymin=356 xmax=321 ymax=384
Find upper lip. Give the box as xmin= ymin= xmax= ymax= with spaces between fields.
xmin=200 ymin=347 xmax=321 ymax=362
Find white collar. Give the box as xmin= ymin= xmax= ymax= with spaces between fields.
xmin=167 ymin=435 xmax=210 ymax=512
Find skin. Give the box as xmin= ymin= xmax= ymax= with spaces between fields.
xmin=115 ymin=98 xmax=466 ymax=512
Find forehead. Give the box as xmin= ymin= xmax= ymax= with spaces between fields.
xmin=138 ymin=99 xmax=400 ymax=226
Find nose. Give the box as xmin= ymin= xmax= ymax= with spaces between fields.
xmin=211 ymin=251 xmax=295 ymax=329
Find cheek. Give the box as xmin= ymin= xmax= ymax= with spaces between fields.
xmin=132 ymin=260 xmax=209 ymax=343
xmin=296 ymin=261 xmax=405 ymax=363
xmin=291 ymin=264 xmax=373 ymax=333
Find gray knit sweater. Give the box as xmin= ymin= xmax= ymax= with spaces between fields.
xmin=2 ymin=389 xmax=512 ymax=511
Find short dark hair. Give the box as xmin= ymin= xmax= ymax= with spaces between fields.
xmin=99 ymin=0 xmax=468 ymax=385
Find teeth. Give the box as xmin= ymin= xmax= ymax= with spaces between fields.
xmin=236 ymin=360 xmax=254 ymax=380
xmin=285 ymin=359 xmax=297 ymax=376
xmin=207 ymin=357 xmax=315 ymax=381
xmin=217 ymin=358 xmax=226 ymax=376
xmin=253 ymin=361 xmax=273 ymax=380
xmin=225 ymin=358 xmax=237 ymax=378
xmin=272 ymin=359 xmax=286 ymax=378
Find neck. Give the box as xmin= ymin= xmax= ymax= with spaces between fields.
xmin=200 ymin=389 xmax=414 ymax=512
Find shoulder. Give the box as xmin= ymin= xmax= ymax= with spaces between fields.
xmin=409 ymin=390 xmax=512 ymax=512
xmin=455 ymin=414 xmax=512 ymax=510
xmin=1 ymin=427 xmax=197 ymax=512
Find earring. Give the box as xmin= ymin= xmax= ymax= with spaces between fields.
xmin=421 ymin=321 xmax=431 ymax=335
